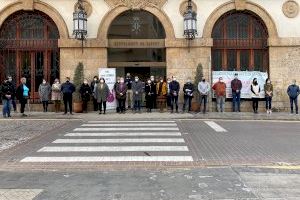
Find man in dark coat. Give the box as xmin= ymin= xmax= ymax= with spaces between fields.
xmin=61 ymin=77 xmax=76 ymax=115
xmin=1 ymin=78 xmax=14 ymax=118
xmin=169 ymin=76 xmax=180 ymax=113
xmin=90 ymin=76 xmax=99 ymax=111
xmin=131 ymin=76 xmax=144 ymax=113
xmin=115 ymin=77 xmax=127 ymax=114
xmin=231 ymin=73 xmax=242 ymax=112
xmin=287 ymin=79 xmax=300 ymax=114
xmin=7 ymin=76 xmax=16 ymax=112
xmin=182 ymin=78 xmax=195 ymax=112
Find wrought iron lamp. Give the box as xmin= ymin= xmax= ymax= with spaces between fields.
xmin=183 ymin=0 xmax=197 ymax=50
xmin=73 ymin=0 xmax=87 ymax=53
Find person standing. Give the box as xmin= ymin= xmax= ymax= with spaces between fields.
xmin=7 ymin=76 xmax=17 ymax=112
xmin=16 ymin=77 xmax=30 ymax=117
xmin=80 ymin=79 xmax=92 ymax=113
xmin=287 ymin=79 xmax=300 ymax=115
xmin=114 ymin=76 xmax=121 ymax=113
xmin=231 ymin=73 xmax=242 ymax=112
xmin=198 ymin=77 xmax=210 ymax=114
xmin=182 ymin=78 xmax=194 ymax=112
xmin=1 ymin=78 xmax=13 ymax=118
xmin=116 ymin=77 xmax=127 ymax=114
xmin=94 ymin=78 xmax=109 ymax=115
xmin=150 ymin=75 xmax=157 ymax=109
xmin=51 ymin=79 xmax=62 ymax=113
xmin=38 ymin=79 xmax=51 ymax=112
xmin=169 ymin=76 xmax=180 ymax=113
xmin=132 ymin=76 xmax=144 ymax=113
xmin=156 ymin=77 xmax=168 ymax=112
xmin=91 ymin=76 xmax=99 ymax=111
xmin=145 ymin=79 xmax=155 ymax=113
xmin=61 ymin=77 xmax=75 ymax=115
xmin=264 ymin=78 xmax=273 ymax=114
xmin=125 ymin=73 xmax=133 ymax=109
xmin=212 ymin=77 xmax=226 ymax=112
xmin=251 ymin=78 xmax=261 ymax=114
xmin=166 ymin=78 xmax=172 ymax=110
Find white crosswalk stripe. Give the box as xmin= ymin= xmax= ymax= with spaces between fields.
xmin=21 ymin=121 xmax=193 ymax=163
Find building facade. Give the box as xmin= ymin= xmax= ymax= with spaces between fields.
xmin=0 ymin=0 xmax=300 ymax=111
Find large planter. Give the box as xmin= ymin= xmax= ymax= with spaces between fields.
xmin=191 ymin=102 xmax=200 ymax=112
xmin=73 ymin=102 xmax=83 ymax=113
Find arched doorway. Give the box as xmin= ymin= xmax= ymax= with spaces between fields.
xmin=0 ymin=10 xmax=60 ymax=101
xmin=211 ymin=11 xmax=269 ymax=72
xmin=107 ymin=10 xmax=166 ymax=81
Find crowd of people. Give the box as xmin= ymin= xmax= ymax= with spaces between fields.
xmin=0 ymin=73 xmax=299 ymax=117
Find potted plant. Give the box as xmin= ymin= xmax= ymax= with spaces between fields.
xmin=73 ymin=62 xmax=84 ymax=113
xmin=191 ymin=63 xmax=204 ymax=112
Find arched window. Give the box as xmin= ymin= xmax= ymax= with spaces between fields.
xmin=0 ymin=11 xmax=59 ymax=101
xmin=212 ymin=11 xmax=269 ymax=72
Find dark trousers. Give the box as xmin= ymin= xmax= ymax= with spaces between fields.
xmin=183 ymin=96 xmax=192 ymax=112
xmin=118 ymin=99 xmax=126 ymax=113
xmin=171 ymin=96 xmax=178 ymax=112
xmin=42 ymin=101 xmax=48 ymax=112
xmin=252 ymin=98 xmax=259 ymax=112
xmin=146 ymin=95 xmax=154 ymax=110
xmin=199 ymin=95 xmax=208 ymax=113
xmin=98 ymin=100 xmax=107 ymax=113
xmin=20 ymin=98 xmax=27 ymax=114
xmin=232 ymin=92 xmax=241 ymax=112
xmin=153 ymin=95 xmax=157 ymax=109
xmin=93 ymin=97 xmax=98 ymax=111
xmin=134 ymin=100 xmax=141 ymax=111
xmin=12 ymin=98 xmax=16 ymax=111
xmin=82 ymin=100 xmax=88 ymax=112
xmin=63 ymin=93 xmax=73 ymax=114
xmin=290 ymin=97 xmax=298 ymax=114
xmin=167 ymin=94 xmax=172 ymax=108
xmin=265 ymin=96 xmax=272 ymax=110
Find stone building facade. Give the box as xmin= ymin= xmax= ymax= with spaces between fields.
xmin=0 ymin=0 xmax=300 ymax=111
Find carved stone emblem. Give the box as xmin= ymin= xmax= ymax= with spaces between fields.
xmin=74 ymin=0 xmax=93 ymax=17
xmin=282 ymin=0 xmax=299 ymax=18
xmin=179 ymin=0 xmax=197 ymax=16
xmin=104 ymin=0 xmax=167 ymax=10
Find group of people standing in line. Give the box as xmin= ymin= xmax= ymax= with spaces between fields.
xmin=1 ymin=73 xmax=299 ymax=117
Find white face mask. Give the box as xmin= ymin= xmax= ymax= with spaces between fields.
xmin=151 ymin=78 xmax=154 ymax=82
xmin=120 ymin=80 xmax=124 ymax=83
xmin=167 ymin=81 xmax=170 ymax=83
xmin=160 ymin=80 xmax=163 ymax=83
xmin=84 ymin=81 xmax=88 ymax=84
xmin=135 ymin=79 xmax=139 ymax=82
xmin=8 ymin=78 xmax=12 ymax=82
xmin=100 ymin=80 xmax=104 ymax=83
xmin=94 ymin=78 xmax=97 ymax=81
xmin=187 ymin=80 xmax=191 ymax=83
xmin=148 ymin=81 xmax=151 ymax=84
xmin=173 ymin=78 xmax=176 ymax=81
xmin=43 ymin=81 xmax=46 ymax=84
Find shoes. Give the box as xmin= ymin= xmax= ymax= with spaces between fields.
xmin=21 ymin=114 xmax=28 ymax=117
xmin=63 ymin=113 xmax=67 ymax=115
xmin=99 ymin=112 xmax=102 ymax=115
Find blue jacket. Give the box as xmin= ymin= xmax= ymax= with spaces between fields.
xmin=287 ymin=84 xmax=300 ymax=99
xmin=61 ymin=81 xmax=75 ymax=94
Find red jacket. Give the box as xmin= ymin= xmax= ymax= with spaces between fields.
xmin=212 ymin=81 xmax=226 ymax=97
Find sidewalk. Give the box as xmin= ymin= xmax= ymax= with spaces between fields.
xmin=2 ymin=110 xmax=300 ymax=121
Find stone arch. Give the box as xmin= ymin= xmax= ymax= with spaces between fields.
xmin=97 ymin=6 xmax=176 ymax=41
xmin=202 ymin=1 xmax=278 ymax=39
xmin=0 ymin=1 xmax=69 ymax=39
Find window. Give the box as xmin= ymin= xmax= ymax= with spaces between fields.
xmin=212 ymin=11 xmax=269 ymax=72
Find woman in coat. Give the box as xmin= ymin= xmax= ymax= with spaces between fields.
xmin=251 ymin=78 xmax=261 ymax=114
xmin=156 ymin=77 xmax=168 ymax=112
xmin=80 ymin=79 xmax=92 ymax=113
xmin=94 ymin=78 xmax=109 ymax=114
xmin=51 ymin=79 xmax=62 ymax=113
xmin=115 ymin=77 xmax=127 ymax=114
xmin=131 ymin=76 xmax=144 ymax=113
xmin=39 ymin=79 xmax=51 ymax=112
xmin=145 ymin=78 xmax=156 ymax=113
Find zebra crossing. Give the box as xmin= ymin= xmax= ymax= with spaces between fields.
xmin=21 ymin=121 xmax=194 ymax=163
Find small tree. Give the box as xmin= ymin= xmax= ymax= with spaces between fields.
xmin=193 ymin=63 xmax=204 ymax=100
xmin=73 ymin=62 xmax=84 ymax=102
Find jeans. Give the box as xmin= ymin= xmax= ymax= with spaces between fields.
xmin=265 ymin=96 xmax=272 ymax=110
xmin=171 ymin=96 xmax=178 ymax=112
xmin=216 ymin=96 xmax=225 ymax=112
xmin=134 ymin=100 xmax=141 ymax=111
xmin=252 ymin=98 xmax=259 ymax=112
xmin=63 ymin=93 xmax=73 ymax=114
xmin=183 ymin=96 xmax=192 ymax=112
xmin=232 ymin=92 xmax=241 ymax=112
xmin=2 ymin=99 xmax=11 ymax=117
xmin=199 ymin=95 xmax=208 ymax=113
xmin=290 ymin=97 xmax=298 ymax=114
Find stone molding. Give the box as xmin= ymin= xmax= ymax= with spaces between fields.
xmin=104 ymin=0 xmax=167 ymax=10
xmin=234 ymin=0 xmax=246 ymax=10
xmin=282 ymin=0 xmax=299 ymax=18
xmin=0 ymin=1 xmax=69 ymax=39
xmin=179 ymin=0 xmax=197 ymax=16
xmin=74 ymin=0 xmax=93 ymax=17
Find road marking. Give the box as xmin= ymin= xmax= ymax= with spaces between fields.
xmin=81 ymin=123 xmax=177 ymax=127
xmin=37 ymin=146 xmax=189 ymax=152
xmin=21 ymin=156 xmax=194 ymax=162
xmin=88 ymin=121 xmax=176 ymax=123
xmin=65 ymin=132 xmax=182 ymax=136
xmin=0 ymin=189 xmax=43 ymax=200
xmin=53 ymin=138 xmax=185 ymax=143
xmin=204 ymin=121 xmax=228 ymax=132
xmin=74 ymin=127 xmax=180 ymax=131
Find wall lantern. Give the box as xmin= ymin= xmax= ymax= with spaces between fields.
xmin=73 ymin=0 xmax=87 ymax=53
xmin=183 ymin=0 xmax=197 ymax=50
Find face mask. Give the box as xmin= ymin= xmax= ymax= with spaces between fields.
xmin=43 ymin=81 xmax=46 ymax=84
xmin=8 ymin=78 xmax=12 ymax=82
xmin=84 ymin=81 xmax=88 ymax=84
xmin=234 ymin=76 xmax=238 ymax=79
xmin=135 ymin=79 xmax=139 ymax=82
xmin=120 ymin=80 xmax=124 ymax=83
xmin=267 ymin=81 xmax=271 ymax=84
xmin=160 ymin=80 xmax=163 ymax=83
xmin=167 ymin=81 xmax=170 ymax=84
xmin=173 ymin=78 xmax=176 ymax=81
xmin=94 ymin=78 xmax=97 ymax=81
xmin=187 ymin=80 xmax=191 ymax=83
xmin=151 ymin=78 xmax=154 ymax=82
xmin=148 ymin=81 xmax=151 ymax=84
xmin=100 ymin=80 xmax=104 ymax=83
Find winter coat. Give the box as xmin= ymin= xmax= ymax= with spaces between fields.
xmin=183 ymin=82 xmax=195 ymax=98
xmin=287 ymin=84 xmax=300 ymax=99
xmin=169 ymin=81 xmax=180 ymax=97
xmin=80 ymin=83 xmax=92 ymax=102
xmin=38 ymin=83 xmax=51 ymax=101
xmin=125 ymin=77 xmax=133 ymax=90
xmin=115 ymin=83 xmax=127 ymax=100
xmin=156 ymin=82 xmax=168 ymax=96
xmin=1 ymin=81 xmax=14 ymax=100
xmin=94 ymin=83 xmax=109 ymax=102
xmin=231 ymin=79 xmax=242 ymax=93
xmin=51 ymin=83 xmax=62 ymax=101
xmin=61 ymin=81 xmax=75 ymax=95
xmin=16 ymin=84 xmax=30 ymax=100
xmin=212 ymin=81 xmax=226 ymax=97
xmin=132 ymin=81 xmax=144 ymax=101
xmin=145 ymin=83 xmax=156 ymax=98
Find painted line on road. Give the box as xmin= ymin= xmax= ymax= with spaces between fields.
xmin=65 ymin=132 xmax=182 ymax=136
xmin=88 ymin=121 xmax=176 ymax=123
xmin=37 ymin=146 xmax=189 ymax=152
xmin=81 ymin=123 xmax=177 ymax=127
xmin=204 ymin=121 xmax=228 ymax=132
xmin=74 ymin=127 xmax=180 ymax=131
xmin=53 ymin=138 xmax=185 ymax=143
xmin=21 ymin=156 xmax=194 ymax=162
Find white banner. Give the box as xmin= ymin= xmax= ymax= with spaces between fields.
xmin=99 ymin=68 xmax=116 ymax=109
xmin=212 ymin=71 xmax=268 ymax=99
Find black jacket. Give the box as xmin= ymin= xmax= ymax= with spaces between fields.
xmin=145 ymin=83 xmax=156 ymax=97
xmin=183 ymin=82 xmax=195 ymax=97
xmin=80 ymin=83 xmax=92 ymax=101
xmin=1 ymin=81 xmax=14 ymax=100
xmin=61 ymin=81 xmax=75 ymax=94
xmin=169 ymin=81 xmax=180 ymax=96
xmin=16 ymin=84 xmax=30 ymax=100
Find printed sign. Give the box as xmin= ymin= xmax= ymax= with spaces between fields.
xmin=99 ymin=68 xmax=116 ymax=109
